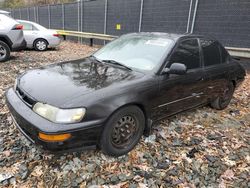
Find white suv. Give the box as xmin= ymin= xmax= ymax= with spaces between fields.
xmin=0 ymin=10 xmax=10 ymax=15
xmin=0 ymin=13 xmax=26 ymax=62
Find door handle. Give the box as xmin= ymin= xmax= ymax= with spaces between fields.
xmin=196 ymin=77 xmax=204 ymax=81
xmin=192 ymin=92 xmax=204 ymax=97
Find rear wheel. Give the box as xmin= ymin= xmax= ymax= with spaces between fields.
xmin=210 ymin=82 xmax=235 ymax=110
xmin=34 ymin=39 xmax=48 ymax=51
xmin=100 ymin=106 xmax=145 ymax=156
xmin=0 ymin=41 xmax=10 ymax=62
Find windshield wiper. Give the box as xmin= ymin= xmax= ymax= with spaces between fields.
xmin=89 ymin=55 xmax=104 ymax=64
xmin=102 ymin=60 xmax=132 ymax=71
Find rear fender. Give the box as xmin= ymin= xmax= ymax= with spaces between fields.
xmin=0 ymin=35 xmax=13 ymax=49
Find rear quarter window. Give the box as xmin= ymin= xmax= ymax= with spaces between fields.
xmin=219 ymin=44 xmax=230 ymax=64
xmin=21 ymin=23 xmax=33 ymax=31
xmin=200 ymin=39 xmax=221 ymax=67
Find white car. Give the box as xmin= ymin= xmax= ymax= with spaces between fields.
xmin=17 ymin=20 xmax=61 ymax=51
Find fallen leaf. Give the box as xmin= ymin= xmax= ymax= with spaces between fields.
xmin=221 ymin=169 xmax=235 ymax=180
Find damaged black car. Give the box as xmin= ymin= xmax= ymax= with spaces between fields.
xmin=6 ymin=33 xmax=246 ymax=156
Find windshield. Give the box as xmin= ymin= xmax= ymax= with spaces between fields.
xmin=94 ymin=34 xmax=174 ymax=71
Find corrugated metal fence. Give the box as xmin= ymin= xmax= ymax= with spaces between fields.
xmin=8 ymin=0 xmax=250 ymax=48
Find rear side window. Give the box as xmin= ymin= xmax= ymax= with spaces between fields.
xmin=168 ymin=39 xmax=200 ymax=70
xmin=21 ymin=23 xmax=33 ymax=31
xmin=200 ymin=39 xmax=221 ymax=66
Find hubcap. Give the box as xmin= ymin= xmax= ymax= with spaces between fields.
xmin=36 ymin=41 xmax=46 ymax=50
xmin=0 ymin=45 xmax=6 ymax=59
xmin=111 ymin=116 xmax=138 ymax=148
xmin=220 ymin=85 xmax=233 ymax=106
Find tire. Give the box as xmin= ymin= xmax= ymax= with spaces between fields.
xmin=210 ymin=82 xmax=235 ymax=110
xmin=0 ymin=41 xmax=10 ymax=62
xmin=34 ymin=39 xmax=48 ymax=51
xmin=100 ymin=106 xmax=145 ymax=157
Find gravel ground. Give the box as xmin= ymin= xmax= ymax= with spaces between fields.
xmin=0 ymin=41 xmax=249 ymax=188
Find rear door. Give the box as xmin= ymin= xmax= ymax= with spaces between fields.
xmin=153 ymin=38 xmax=207 ymax=120
xmin=21 ymin=22 xmax=38 ymax=47
xmin=200 ymin=38 xmax=230 ymax=101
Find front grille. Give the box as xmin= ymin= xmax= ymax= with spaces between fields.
xmin=13 ymin=116 xmax=36 ymax=144
xmin=8 ymin=104 xmax=38 ymax=144
xmin=16 ymin=86 xmax=36 ymax=107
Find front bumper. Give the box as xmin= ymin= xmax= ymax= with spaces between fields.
xmin=5 ymin=88 xmax=103 ymax=152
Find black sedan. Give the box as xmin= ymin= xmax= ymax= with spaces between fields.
xmin=6 ymin=33 xmax=246 ymax=156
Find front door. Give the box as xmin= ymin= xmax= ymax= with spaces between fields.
xmin=152 ymin=38 xmax=207 ymax=120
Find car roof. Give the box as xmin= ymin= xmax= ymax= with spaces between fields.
xmin=124 ymin=32 xmax=183 ymax=41
xmin=125 ymin=32 xmax=214 ymax=42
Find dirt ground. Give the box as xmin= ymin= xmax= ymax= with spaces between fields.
xmin=0 ymin=41 xmax=249 ymax=188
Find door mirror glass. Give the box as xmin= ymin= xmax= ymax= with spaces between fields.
xmin=164 ymin=63 xmax=187 ymax=75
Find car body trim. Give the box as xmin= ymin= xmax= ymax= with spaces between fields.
xmin=158 ymin=92 xmax=204 ymax=108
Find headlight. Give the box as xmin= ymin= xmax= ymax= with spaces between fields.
xmin=33 ymin=102 xmax=86 ymax=124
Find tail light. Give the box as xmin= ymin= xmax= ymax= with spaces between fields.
xmin=53 ymin=33 xmax=60 ymax=37
xmin=12 ymin=24 xmax=23 ymax=30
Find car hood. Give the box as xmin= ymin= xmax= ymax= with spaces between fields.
xmin=18 ymin=58 xmax=144 ymax=107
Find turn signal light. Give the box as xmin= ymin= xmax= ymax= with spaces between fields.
xmin=39 ymin=132 xmax=71 ymax=142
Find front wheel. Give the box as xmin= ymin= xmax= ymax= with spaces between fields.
xmin=34 ymin=39 xmax=48 ymax=51
xmin=100 ymin=106 xmax=145 ymax=157
xmin=210 ymin=82 xmax=235 ymax=110
xmin=0 ymin=41 xmax=10 ymax=62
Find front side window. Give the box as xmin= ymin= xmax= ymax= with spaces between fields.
xmin=21 ymin=23 xmax=33 ymax=31
xmin=94 ymin=34 xmax=174 ymax=71
xmin=168 ymin=39 xmax=200 ymax=70
xmin=200 ymin=39 xmax=221 ymax=66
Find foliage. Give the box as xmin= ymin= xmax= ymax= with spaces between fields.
xmin=3 ymin=0 xmax=24 ymax=8
xmin=2 ymin=0 xmax=76 ymax=8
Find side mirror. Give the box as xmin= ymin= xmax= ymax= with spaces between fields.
xmin=163 ymin=63 xmax=187 ymax=75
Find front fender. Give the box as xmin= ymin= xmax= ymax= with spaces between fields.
xmin=84 ymin=92 xmax=151 ymax=123
xmin=62 ymin=77 xmax=159 ymax=125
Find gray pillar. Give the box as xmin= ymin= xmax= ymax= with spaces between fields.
xmin=139 ymin=0 xmax=144 ymax=32
xmin=191 ymin=0 xmax=199 ymax=34
xmin=48 ymin=5 xmax=51 ymax=29
xmin=62 ymin=4 xmax=65 ymax=30
xmin=186 ymin=0 xmax=193 ymax=33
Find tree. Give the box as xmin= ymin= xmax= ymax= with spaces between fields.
xmin=2 ymin=0 xmax=75 ymax=8
xmin=27 ymin=0 xmax=76 ymax=6
xmin=3 ymin=0 xmax=25 ymax=8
